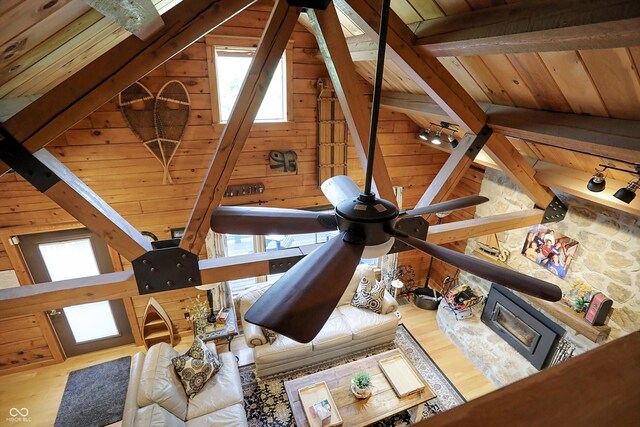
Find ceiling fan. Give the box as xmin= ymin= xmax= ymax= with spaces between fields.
xmin=210 ymin=0 xmax=562 ymax=343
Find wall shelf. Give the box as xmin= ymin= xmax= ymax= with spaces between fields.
xmin=141 ymin=297 xmax=175 ymax=349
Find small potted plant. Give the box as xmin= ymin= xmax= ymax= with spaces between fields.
xmin=351 ymin=371 xmax=372 ymax=399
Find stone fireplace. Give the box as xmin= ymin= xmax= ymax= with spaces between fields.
xmin=481 ymin=284 xmax=565 ymax=370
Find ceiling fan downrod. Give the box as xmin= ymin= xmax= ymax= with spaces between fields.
xmin=363 ymin=0 xmax=392 ymax=197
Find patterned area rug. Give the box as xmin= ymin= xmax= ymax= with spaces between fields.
xmin=239 ymin=325 xmax=465 ymax=426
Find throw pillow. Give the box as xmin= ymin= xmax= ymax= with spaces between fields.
xmin=351 ymin=276 xmax=385 ymax=313
xmin=172 ymin=337 xmax=222 ymax=398
xmin=262 ymin=328 xmax=278 ymax=344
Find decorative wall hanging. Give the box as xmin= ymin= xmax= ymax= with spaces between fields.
xmin=317 ymin=78 xmax=347 ymax=186
xmin=154 ymin=80 xmax=191 ymax=184
xmin=118 ymin=80 xmax=191 ymax=184
xmin=521 ymin=225 xmax=579 ymax=280
xmin=269 ymin=150 xmax=298 ymax=173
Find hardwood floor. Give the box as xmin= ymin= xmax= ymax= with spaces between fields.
xmin=0 ymin=303 xmax=494 ymax=427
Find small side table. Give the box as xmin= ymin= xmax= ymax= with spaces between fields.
xmin=195 ymin=304 xmax=238 ymax=352
xmin=194 ymin=282 xmax=238 ymax=353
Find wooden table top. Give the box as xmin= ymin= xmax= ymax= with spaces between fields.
xmin=284 ymin=348 xmax=436 ymax=427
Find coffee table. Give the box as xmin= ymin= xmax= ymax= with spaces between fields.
xmin=284 ymin=348 xmax=436 ymax=426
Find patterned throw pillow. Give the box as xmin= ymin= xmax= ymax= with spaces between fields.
xmin=261 ymin=328 xmax=278 ymax=344
xmin=172 ymin=337 xmax=222 ymax=398
xmin=351 ymin=276 xmax=385 ymax=313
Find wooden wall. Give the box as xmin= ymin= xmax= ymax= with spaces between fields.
xmin=0 ymin=314 xmax=56 ymax=373
xmin=0 ymin=2 xmax=482 ymax=370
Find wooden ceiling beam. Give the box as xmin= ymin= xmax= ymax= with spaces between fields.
xmin=336 ymin=0 xmax=486 ymax=134
xmin=308 ymin=3 xmax=395 ymax=203
xmin=381 ymin=91 xmax=640 ymax=165
xmin=413 ymin=131 xmax=488 ymax=219
xmin=426 ymin=209 xmax=545 ymax=245
xmin=415 ymin=331 xmax=640 ymax=427
xmin=485 ymin=133 xmax=556 ymax=207
xmin=0 ymin=209 xmax=546 ymax=319
xmin=412 ymin=0 xmax=640 ymax=57
xmin=83 ymin=0 xmax=164 ymax=41
xmin=0 ymin=0 xmax=257 ymax=176
xmin=180 ymin=0 xmax=301 ymax=255
xmin=0 ymin=128 xmax=151 ymax=260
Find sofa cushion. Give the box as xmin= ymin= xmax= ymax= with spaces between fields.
xmin=337 ymin=305 xmax=398 ymax=340
xmin=351 ymin=276 xmax=385 ymax=313
xmin=338 ymin=264 xmax=377 ymax=307
xmin=311 ymin=311 xmax=352 ymax=351
xmin=186 ymin=403 xmax=248 ymax=427
xmin=236 ymin=282 xmax=270 ymax=314
xmin=253 ymin=333 xmax=313 ymax=365
xmin=137 ymin=343 xmax=188 ymax=420
xmin=134 ymin=404 xmax=186 ymax=427
xmin=172 ymin=338 xmax=223 ymax=399
xmin=186 ymin=352 xmax=244 ymax=420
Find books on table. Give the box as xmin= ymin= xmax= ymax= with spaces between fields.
xmin=298 ymin=382 xmax=343 ymax=426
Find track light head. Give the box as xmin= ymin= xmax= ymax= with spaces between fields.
xmin=418 ymin=129 xmax=430 ymax=142
xmin=613 ymin=178 xmax=639 ymax=204
xmin=431 ymin=130 xmax=442 ymax=145
xmin=448 ymin=135 xmax=458 ymax=149
xmin=587 ymin=168 xmax=606 ymax=192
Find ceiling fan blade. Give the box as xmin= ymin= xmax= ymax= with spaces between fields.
xmin=320 ymin=175 xmax=361 ymax=206
xmin=244 ymin=232 xmax=365 ymax=343
xmin=403 ymin=196 xmax=489 ymax=217
xmin=210 ymin=206 xmax=337 ymax=235
xmin=391 ymin=232 xmax=562 ymax=301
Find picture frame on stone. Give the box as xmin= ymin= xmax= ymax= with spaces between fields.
xmin=521 ymin=225 xmax=579 ymax=280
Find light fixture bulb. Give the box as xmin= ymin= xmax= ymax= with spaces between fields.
xmin=587 ymin=168 xmax=606 ymax=192
xmin=418 ymin=129 xmax=430 ymax=142
xmin=613 ymin=178 xmax=639 ymax=204
xmin=431 ymin=130 xmax=442 ymax=145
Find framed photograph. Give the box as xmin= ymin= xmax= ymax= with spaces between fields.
xmin=171 ymin=228 xmax=185 ymax=239
xmin=521 ymin=225 xmax=579 ymax=279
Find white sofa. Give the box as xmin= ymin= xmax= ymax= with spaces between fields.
xmin=237 ymin=264 xmax=400 ymax=377
xmin=122 ymin=342 xmax=248 ymax=427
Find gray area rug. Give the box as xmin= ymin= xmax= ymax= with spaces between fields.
xmin=239 ymin=324 xmax=465 ymax=426
xmin=54 ymin=356 xmax=131 ymax=427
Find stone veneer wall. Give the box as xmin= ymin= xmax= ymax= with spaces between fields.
xmin=463 ymin=169 xmax=640 ymax=340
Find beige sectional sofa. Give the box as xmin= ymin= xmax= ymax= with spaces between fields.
xmin=237 ymin=264 xmax=400 ymax=377
xmin=122 ymin=342 xmax=248 ymax=427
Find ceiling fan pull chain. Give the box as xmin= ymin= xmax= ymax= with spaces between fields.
xmin=363 ymin=0 xmax=392 ymax=196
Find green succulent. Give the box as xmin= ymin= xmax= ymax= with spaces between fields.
xmin=352 ymin=371 xmax=371 ymax=389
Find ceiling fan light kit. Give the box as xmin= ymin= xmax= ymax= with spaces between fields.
xmin=207 ymin=0 xmax=564 ymax=343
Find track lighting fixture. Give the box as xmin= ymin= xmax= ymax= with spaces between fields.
xmin=586 ymin=164 xmax=640 ymax=204
xmin=417 ymin=121 xmax=459 ymax=147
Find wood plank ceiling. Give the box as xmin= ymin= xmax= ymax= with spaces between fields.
xmin=0 ymin=0 xmax=183 ymax=121
xmin=318 ymin=0 xmax=640 ymax=183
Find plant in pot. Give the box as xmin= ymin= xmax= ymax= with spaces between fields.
xmin=351 ymin=371 xmax=372 ymax=399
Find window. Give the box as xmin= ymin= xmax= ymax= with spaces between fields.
xmin=206 ymin=36 xmax=293 ymax=123
xmin=225 ymin=229 xmax=341 ymax=294
xmin=226 ymin=234 xmax=259 ymax=292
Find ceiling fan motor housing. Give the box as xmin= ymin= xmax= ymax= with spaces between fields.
xmin=335 ymin=196 xmax=398 ymax=246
